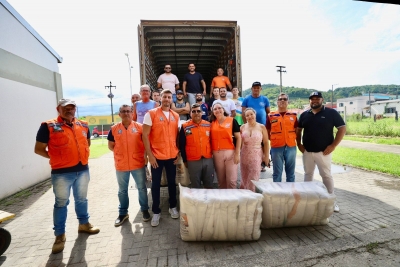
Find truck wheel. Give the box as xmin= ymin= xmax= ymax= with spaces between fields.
xmin=93 ymin=133 xmax=99 ymax=138
xmin=0 ymin=228 xmax=12 ymax=256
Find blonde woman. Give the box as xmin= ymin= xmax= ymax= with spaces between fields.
xmin=240 ymin=108 xmax=270 ymax=191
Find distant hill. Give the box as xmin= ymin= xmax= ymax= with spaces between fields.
xmin=242 ymin=84 xmax=400 ymax=107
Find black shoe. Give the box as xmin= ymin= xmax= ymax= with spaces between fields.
xmin=142 ymin=210 xmax=151 ymax=222
xmin=114 ymin=214 xmax=129 ymax=227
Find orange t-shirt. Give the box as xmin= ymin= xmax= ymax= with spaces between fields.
xmin=211 ymin=76 xmax=231 ymax=90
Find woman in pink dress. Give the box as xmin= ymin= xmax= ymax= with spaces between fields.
xmin=240 ymin=108 xmax=270 ymax=191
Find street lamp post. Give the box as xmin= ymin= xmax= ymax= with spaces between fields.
xmin=105 ymin=81 xmax=116 ymax=123
xmin=276 ymin=66 xmax=286 ymax=93
xmin=125 ymin=53 xmax=133 ymax=98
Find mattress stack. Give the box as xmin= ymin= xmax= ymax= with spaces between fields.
xmin=179 ymin=184 xmax=263 ymax=241
xmin=253 ymin=181 xmax=336 ymax=229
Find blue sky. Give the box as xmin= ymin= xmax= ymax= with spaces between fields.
xmin=7 ymin=0 xmax=400 ymax=116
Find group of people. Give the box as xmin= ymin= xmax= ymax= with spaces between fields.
xmin=34 ymin=62 xmax=346 ymax=255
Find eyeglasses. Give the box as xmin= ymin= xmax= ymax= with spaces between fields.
xmin=278 ymin=98 xmax=288 ymax=101
xmin=191 ymin=110 xmax=202 ymax=113
xmin=120 ymin=110 xmax=131 ymax=114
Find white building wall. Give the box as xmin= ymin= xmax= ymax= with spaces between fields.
xmin=0 ymin=1 xmax=62 ymax=199
xmin=337 ymin=96 xmax=369 ymax=115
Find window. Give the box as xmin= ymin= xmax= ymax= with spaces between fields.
xmin=339 ymin=103 xmax=344 ymax=107
xmin=386 ymin=107 xmax=396 ymax=113
xmin=349 ymin=102 xmax=353 ymax=105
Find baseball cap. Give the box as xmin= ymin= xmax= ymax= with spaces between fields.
xmin=252 ymin=81 xmax=262 ymax=87
xmin=309 ymin=92 xmax=323 ymax=99
xmin=58 ymin=99 xmax=76 ymax=107
xmin=176 ymin=90 xmax=184 ymax=94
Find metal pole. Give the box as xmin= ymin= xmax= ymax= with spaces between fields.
xmin=105 ymin=81 xmax=116 ymax=123
xmin=125 ymin=53 xmax=132 ymax=97
xmin=276 ymin=66 xmax=286 ymax=93
xmin=331 ymin=84 xmax=338 ymax=108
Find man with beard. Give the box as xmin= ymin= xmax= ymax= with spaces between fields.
xmin=296 ymin=92 xmax=346 ymax=213
xmin=142 ymin=89 xmax=180 ymax=227
xmin=195 ymin=93 xmax=209 ymax=121
xmin=182 ymin=62 xmax=206 ymax=106
xmin=157 ymin=64 xmax=180 ymax=102
xmin=171 ymin=89 xmax=190 ymax=121
xmin=212 ymin=87 xmax=236 ymax=117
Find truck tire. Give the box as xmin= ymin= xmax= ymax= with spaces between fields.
xmin=93 ymin=133 xmax=99 ymax=138
xmin=0 ymin=228 xmax=12 ymax=256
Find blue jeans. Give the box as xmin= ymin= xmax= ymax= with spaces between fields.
xmin=271 ymin=146 xmax=297 ymax=182
xmin=150 ymin=158 xmax=177 ymax=214
xmin=116 ymin=167 xmax=149 ymax=215
xmin=52 ymin=170 xmax=90 ymax=236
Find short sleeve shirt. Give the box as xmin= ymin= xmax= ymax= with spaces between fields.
xmin=298 ymin=106 xmax=345 ymax=152
xmin=242 ymin=95 xmax=270 ymax=124
xmin=183 ymin=72 xmax=204 ymax=94
xmin=213 ymin=99 xmax=236 ymax=115
xmin=157 ymin=73 xmax=179 ymax=94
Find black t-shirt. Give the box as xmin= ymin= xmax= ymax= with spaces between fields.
xmin=183 ymin=72 xmax=204 ymax=94
xmin=36 ymin=123 xmax=90 ymax=174
xmin=298 ymin=106 xmax=345 ymax=152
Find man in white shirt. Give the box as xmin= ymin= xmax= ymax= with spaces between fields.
xmin=157 ymin=64 xmax=180 ymax=102
xmin=212 ymin=87 xmax=236 ymax=117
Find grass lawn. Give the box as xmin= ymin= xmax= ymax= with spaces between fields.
xmin=90 ymin=138 xmax=111 ymax=158
xmin=343 ymin=135 xmax=400 ymax=145
xmin=332 ymin=147 xmax=400 ymax=177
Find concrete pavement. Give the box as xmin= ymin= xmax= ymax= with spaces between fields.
xmin=340 ymin=140 xmax=400 ymax=155
xmin=1 ymin=146 xmax=400 ymax=266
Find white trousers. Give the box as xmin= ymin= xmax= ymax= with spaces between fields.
xmin=302 ymin=151 xmax=334 ymax=194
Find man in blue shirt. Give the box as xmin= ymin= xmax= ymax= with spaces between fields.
xmin=241 ymin=82 xmax=270 ymax=125
xmin=195 ymin=93 xmax=209 ymax=121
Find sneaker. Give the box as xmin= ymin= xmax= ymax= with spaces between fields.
xmin=334 ymin=202 xmax=340 ymax=213
xmin=169 ymin=207 xmax=179 ymax=219
xmin=52 ymin=233 xmax=66 ymax=254
xmin=114 ymin=214 xmax=129 ymax=227
xmin=151 ymin=213 xmax=161 ymax=227
xmin=142 ymin=210 xmax=151 ymax=222
xmin=78 ymin=222 xmax=100 ymax=234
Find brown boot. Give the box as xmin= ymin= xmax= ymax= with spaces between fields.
xmin=78 ymin=222 xmax=100 ymax=234
xmin=52 ymin=233 xmax=66 ymax=254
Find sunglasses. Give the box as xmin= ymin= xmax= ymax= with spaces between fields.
xmin=191 ymin=110 xmax=202 ymax=113
xmin=278 ymin=98 xmax=288 ymax=101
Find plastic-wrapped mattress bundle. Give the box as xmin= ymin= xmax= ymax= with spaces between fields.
xmin=253 ymin=181 xmax=336 ymax=229
xmin=179 ymin=184 xmax=263 ymax=241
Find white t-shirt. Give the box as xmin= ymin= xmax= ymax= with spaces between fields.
xmin=143 ymin=110 xmax=170 ymax=126
xmin=213 ymin=99 xmax=236 ymax=115
xmin=157 ymin=73 xmax=179 ymax=94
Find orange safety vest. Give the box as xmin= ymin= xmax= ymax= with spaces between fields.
xmin=268 ymin=111 xmax=297 ymax=147
xmin=46 ymin=116 xmax=89 ymax=169
xmin=148 ymin=107 xmax=179 ymax=160
xmin=111 ymin=121 xmax=145 ymax=171
xmin=211 ymin=117 xmax=235 ymax=151
xmin=182 ymin=120 xmax=212 ymax=161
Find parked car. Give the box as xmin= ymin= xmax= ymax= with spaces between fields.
xmin=92 ymin=126 xmax=110 ymax=137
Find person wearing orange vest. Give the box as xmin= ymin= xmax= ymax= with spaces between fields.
xmin=266 ymin=93 xmax=298 ymax=183
xmin=179 ymin=103 xmax=214 ymax=188
xmin=107 ymin=105 xmax=150 ymax=227
xmin=142 ymin=89 xmax=180 ymax=227
xmin=34 ymin=99 xmax=100 ymax=254
xmin=210 ymin=102 xmax=241 ymax=189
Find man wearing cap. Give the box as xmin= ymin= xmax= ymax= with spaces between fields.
xmin=157 ymin=64 xmax=180 ymax=102
xmin=296 ymin=92 xmax=346 ymax=212
xmin=108 ymin=104 xmax=151 ymax=226
xmin=242 ymin=82 xmax=271 ymax=171
xmin=34 ymin=99 xmax=100 ymax=254
xmin=171 ymin=89 xmax=190 ymax=121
